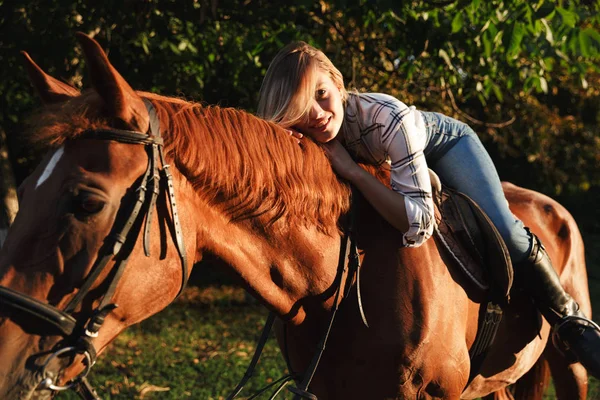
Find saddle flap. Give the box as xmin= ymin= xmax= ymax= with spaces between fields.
xmin=430 ymin=170 xmax=513 ymax=305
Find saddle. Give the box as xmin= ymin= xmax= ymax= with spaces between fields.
xmin=429 ymin=170 xmax=513 ymax=306
xmin=429 ymin=170 xmax=514 ymax=381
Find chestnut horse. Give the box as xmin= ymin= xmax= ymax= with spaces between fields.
xmin=0 ymin=33 xmax=591 ymax=399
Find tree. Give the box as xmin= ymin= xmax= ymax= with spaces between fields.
xmin=1 ymin=0 xmax=598 ymax=198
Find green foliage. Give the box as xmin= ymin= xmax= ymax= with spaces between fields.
xmin=1 ymin=0 xmax=599 ymax=194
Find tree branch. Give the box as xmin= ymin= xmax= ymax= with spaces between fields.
xmin=446 ymin=88 xmax=515 ymax=128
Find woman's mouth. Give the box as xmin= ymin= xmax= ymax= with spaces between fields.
xmin=312 ymin=116 xmax=331 ymax=132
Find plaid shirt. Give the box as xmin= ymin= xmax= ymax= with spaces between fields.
xmin=341 ymin=93 xmax=434 ymax=247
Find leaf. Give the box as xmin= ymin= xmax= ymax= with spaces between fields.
xmin=482 ymin=31 xmax=492 ymax=58
xmin=568 ymin=30 xmax=581 ymax=55
xmin=581 ymin=75 xmax=589 ymax=90
xmin=168 ymin=42 xmax=181 ymax=55
xmin=581 ymin=28 xmax=600 ymax=56
xmin=541 ymin=57 xmax=555 ymax=72
xmin=579 ymin=29 xmax=592 ymax=57
xmin=584 ymin=28 xmax=600 ymax=46
xmin=556 ymin=7 xmax=577 ymax=29
xmin=438 ymin=49 xmax=454 ymax=70
xmin=535 ymin=1 xmax=555 ymax=19
xmin=523 ymin=76 xmax=535 ymax=92
xmin=492 ymin=82 xmax=504 ymax=102
xmin=507 ymin=23 xmax=525 ymax=59
xmin=451 ymin=12 xmax=464 ymax=34
xmin=539 ymin=76 xmax=548 ymax=93
xmin=138 ymin=382 xmax=170 ymax=399
xmin=540 ymin=18 xmax=554 ymax=44
xmin=187 ymin=42 xmax=198 ymax=54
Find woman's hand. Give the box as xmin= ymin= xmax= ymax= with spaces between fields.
xmin=321 ymin=139 xmax=361 ymax=181
xmin=285 ymin=129 xmax=303 ymax=144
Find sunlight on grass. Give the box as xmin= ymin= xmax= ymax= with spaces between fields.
xmin=58 ymin=286 xmax=290 ymax=399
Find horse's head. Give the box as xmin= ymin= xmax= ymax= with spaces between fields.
xmin=0 ymin=33 xmax=192 ymax=399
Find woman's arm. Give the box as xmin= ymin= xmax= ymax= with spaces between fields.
xmin=325 ymin=94 xmax=434 ymax=246
xmin=322 ymin=140 xmax=410 ymax=233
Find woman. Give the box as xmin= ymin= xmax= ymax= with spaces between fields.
xmin=257 ymin=41 xmax=600 ymax=377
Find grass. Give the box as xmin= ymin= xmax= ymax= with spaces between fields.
xmin=58 ymin=285 xmax=290 ymax=399
xmin=55 ymin=232 xmax=600 ymax=400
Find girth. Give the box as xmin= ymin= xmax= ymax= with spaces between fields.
xmin=0 ymin=99 xmax=188 ymax=399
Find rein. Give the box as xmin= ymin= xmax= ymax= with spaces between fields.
xmin=227 ymin=193 xmax=367 ymax=400
xmin=0 ymin=99 xmax=188 ymax=399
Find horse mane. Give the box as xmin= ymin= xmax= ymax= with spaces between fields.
xmin=26 ymin=91 xmax=351 ymax=234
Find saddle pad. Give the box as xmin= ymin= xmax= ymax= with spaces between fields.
xmin=429 ymin=170 xmax=513 ymax=305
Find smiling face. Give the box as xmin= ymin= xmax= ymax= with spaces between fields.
xmin=257 ymin=41 xmax=348 ymax=139
xmin=293 ymin=69 xmax=345 ymax=143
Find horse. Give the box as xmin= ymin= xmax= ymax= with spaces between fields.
xmin=0 ymin=32 xmax=592 ymax=399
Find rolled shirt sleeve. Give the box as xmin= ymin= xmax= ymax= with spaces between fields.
xmin=379 ymin=100 xmax=435 ymax=247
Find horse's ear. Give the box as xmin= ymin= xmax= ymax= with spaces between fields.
xmin=21 ymin=51 xmax=80 ymax=104
xmin=75 ymin=32 xmax=149 ymax=133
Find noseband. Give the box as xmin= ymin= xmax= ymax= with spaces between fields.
xmin=0 ymin=100 xmax=188 ymax=399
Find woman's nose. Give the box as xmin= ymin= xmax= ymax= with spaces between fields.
xmin=309 ymin=101 xmax=325 ymax=120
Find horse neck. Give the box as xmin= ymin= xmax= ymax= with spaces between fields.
xmin=155 ymin=98 xmax=350 ymax=325
xmin=190 ymin=196 xmax=342 ymax=325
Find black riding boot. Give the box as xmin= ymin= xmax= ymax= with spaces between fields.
xmin=517 ymin=233 xmax=600 ymax=379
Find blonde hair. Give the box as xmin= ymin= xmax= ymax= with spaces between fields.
xmin=257 ymin=41 xmax=348 ymax=128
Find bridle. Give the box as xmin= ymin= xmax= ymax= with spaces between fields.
xmin=0 ymin=99 xmax=188 ymax=399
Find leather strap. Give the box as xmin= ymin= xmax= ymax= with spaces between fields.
xmin=0 ymin=286 xmax=77 ymax=337
xmin=227 ymin=203 xmax=364 ymax=400
xmin=75 ymin=377 xmax=101 ymax=400
xmin=160 ymin=153 xmax=189 ymax=298
xmin=64 ymin=151 xmax=153 ymax=314
xmin=0 ymin=98 xmax=190 ymax=400
xmin=226 ymin=313 xmax=277 ymax=400
xmin=288 ymin=221 xmax=353 ymax=400
xmin=79 ymin=129 xmax=163 ymax=146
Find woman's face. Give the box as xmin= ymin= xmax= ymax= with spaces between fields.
xmin=293 ymin=69 xmax=344 ymax=143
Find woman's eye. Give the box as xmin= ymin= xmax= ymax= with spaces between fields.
xmin=316 ymin=89 xmax=327 ymax=98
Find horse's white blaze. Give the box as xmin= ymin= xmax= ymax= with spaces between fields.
xmin=35 ymin=146 xmax=64 ymax=189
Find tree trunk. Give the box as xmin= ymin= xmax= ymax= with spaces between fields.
xmin=0 ymin=125 xmax=18 ymax=247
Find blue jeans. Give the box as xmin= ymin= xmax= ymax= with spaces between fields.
xmin=421 ymin=111 xmax=532 ymax=262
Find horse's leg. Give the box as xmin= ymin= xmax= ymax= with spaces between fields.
xmin=544 ymin=343 xmax=588 ymax=399
xmin=479 ymin=356 xmax=550 ymax=400
xmin=510 ymin=356 xmax=550 ymax=400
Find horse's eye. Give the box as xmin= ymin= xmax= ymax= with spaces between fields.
xmin=75 ymin=193 xmax=105 ymax=215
